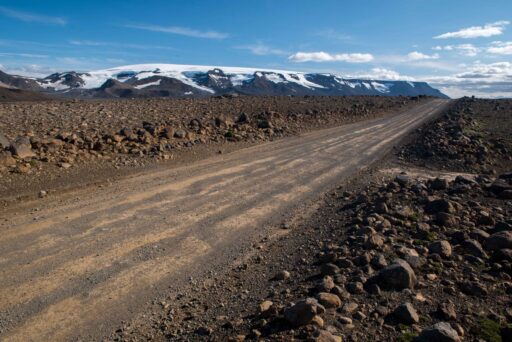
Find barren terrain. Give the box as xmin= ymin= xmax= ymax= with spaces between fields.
xmin=0 ymin=95 xmax=426 ymax=202
xmin=0 ymin=99 xmax=447 ymax=341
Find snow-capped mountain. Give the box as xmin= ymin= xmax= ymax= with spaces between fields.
xmin=4 ymin=64 xmax=448 ymax=98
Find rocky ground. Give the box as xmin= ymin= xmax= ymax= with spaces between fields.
xmin=0 ymin=95 xmax=425 ymax=202
xmin=107 ymin=98 xmax=512 ymax=342
xmin=398 ymin=97 xmax=512 ymax=175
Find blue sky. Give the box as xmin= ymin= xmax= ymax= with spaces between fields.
xmin=0 ymin=0 xmax=511 ymax=97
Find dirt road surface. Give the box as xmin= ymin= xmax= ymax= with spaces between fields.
xmin=0 ymin=99 xmax=448 ymax=341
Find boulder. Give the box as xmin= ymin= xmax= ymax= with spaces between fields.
xmin=284 ymin=298 xmax=325 ymax=327
xmin=461 ymin=239 xmax=487 ymax=258
xmin=392 ymin=302 xmax=419 ymax=324
xmin=425 ymin=199 xmax=456 ymax=214
xmin=0 ymin=132 xmax=9 ymax=149
xmin=366 ymin=259 xmax=416 ymax=291
xmin=174 ymin=129 xmax=187 ymax=139
xmin=0 ymin=151 xmax=16 ymax=166
xmin=320 ymin=263 xmax=340 ymax=276
xmin=416 ymin=322 xmax=460 ymax=342
xmin=485 ymin=231 xmax=512 ymax=252
xmin=310 ymin=329 xmax=342 ymax=342
xmin=10 ymin=136 xmax=35 ymax=159
xmin=316 ymin=292 xmax=341 ymax=309
xmin=429 ymin=240 xmax=452 ymax=258
xmin=430 ymin=177 xmax=449 ymax=190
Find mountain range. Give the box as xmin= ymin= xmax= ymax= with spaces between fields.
xmin=0 ymin=64 xmax=449 ymax=99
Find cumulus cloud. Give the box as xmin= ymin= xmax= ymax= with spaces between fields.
xmin=432 ymin=44 xmax=480 ymax=57
xmin=407 ymin=51 xmax=440 ymax=60
xmin=125 ymin=24 xmax=228 ymax=39
xmin=235 ymin=42 xmax=288 ymax=56
xmin=434 ymin=21 xmax=509 ymax=39
xmin=288 ymin=51 xmax=373 ymax=63
xmin=426 ymin=61 xmax=512 ymax=98
xmin=487 ymin=41 xmax=512 ymax=55
xmin=0 ymin=6 xmax=66 ymax=25
xmin=351 ymin=68 xmax=414 ymax=81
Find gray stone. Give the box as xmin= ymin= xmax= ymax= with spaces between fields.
xmin=425 ymin=199 xmax=456 ymax=214
xmin=0 ymin=151 xmax=16 ymax=166
xmin=429 ymin=240 xmax=452 ymax=258
xmin=416 ymin=322 xmax=460 ymax=342
xmin=430 ymin=177 xmax=449 ymax=190
xmin=10 ymin=141 xmax=35 ymax=159
xmin=0 ymin=132 xmax=9 ymax=149
xmin=485 ymin=231 xmax=512 ymax=251
xmin=320 ymin=263 xmax=340 ymax=276
xmin=461 ymin=239 xmax=487 ymax=258
xmin=393 ymin=302 xmax=419 ymax=324
xmin=367 ymin=259 xmax=416 ymax=291
xmin=316 ymin=292 xmax=341 ymax=309
xmin=174 ymin=129 xmax=187 ymax=139
xmin=284 ymin=298 xmax=325 ymax=327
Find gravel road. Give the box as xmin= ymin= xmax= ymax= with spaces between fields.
xmin=0 ymin=99 xmax=448 ymax=341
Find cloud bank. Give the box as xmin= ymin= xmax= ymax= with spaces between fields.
xmin=434 ymin=21 xmax=509 ymax=39
xmin=288 ymin=51 xmax=374 ymax=63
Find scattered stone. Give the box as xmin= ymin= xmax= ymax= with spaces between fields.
xmin=0 ymin=151 xmax=16 ymax=166
xmin=310 ymin=329 xmax=342 ymax=342
xmin=274 ymin=270 xmax=291 ymax=281
xmin=425 ymin=199 xmax=456 ymax=214
xmin=284 ymin=298 xmax=325 ymax=327
xmin=174 ymin=129 xmax=187 ymax=139
xmin=392 ymin=302 xmax=419 ymax=325
xmin=436 ymin=300 xmax=457 ymax=320
xmin=316 ymin=292 xmax=341 ymax=309
xmin=429 ymin=240 xmax=452 ymax=258
xmin=10 ymin=138 xmax=35 ymax=159
xmin=416 ymin=322 xmax=461 ymax=342
xmin=338 ymin=316 xmax=353 ymax=324
xmin=0 ymin=132 xmax=9 ymax=149
xmin=485 ymin=231 xmax=512 ymax=251
xmin=367 ymin=259 xmax=416 ymax=291
xmin=320 ymin=263 xmax=340 ymax=276
xmin=346 ymin=281 xmax=364 ymax=294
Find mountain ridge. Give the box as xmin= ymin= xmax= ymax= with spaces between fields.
xmin=0 ymin=64 xmax=449 ymax=99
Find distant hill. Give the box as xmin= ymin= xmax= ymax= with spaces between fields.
xmin=1 ymin=64 xmax=449 ymax=99
xmin=0 ymin=86 xmax=50 ymax=102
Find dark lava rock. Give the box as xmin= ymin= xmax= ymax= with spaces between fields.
xmin=392 ymin=302 xmax=419 ymax=324
xmin=366 ymin=259 xmax=416 ymax=291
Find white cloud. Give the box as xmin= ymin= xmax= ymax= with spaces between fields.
xmin=434 ymin=21 xmax=509 ymax=39
xmin=69 ymin=40 xmax=176 ymax=51
xmin=288 ymin=51 xmax=374 ymax=63
xmin=235 ymin=42 xmax=288 ymax=56
xmin=125 ymin=24 xmax=228 ymax=39
xmin=0 ymin=52 xmax=48 ymax=58
xmin=426 ymin=61 xmax=512 ymax=98
xmin=407 ymin=51 xmax=440 ymax=60
xmin=0 ymin=6 xmax=66 ymax=25
xmin=432 ymin=44 xmax=480 ymax=56
xmin=351 ymin=68 xmax=414 ymax=81
xmin=487 ymin=41 xmax=512 ymax=55
xmin=1 ymin=64 xmax=57 ymax=78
